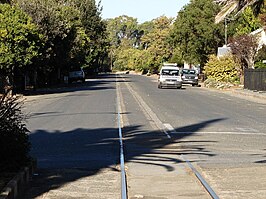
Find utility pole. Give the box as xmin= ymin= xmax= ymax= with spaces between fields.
xmin=224 ymin=18 xmax=228 ymax=46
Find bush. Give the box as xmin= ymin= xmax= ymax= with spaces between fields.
xmin=255 ymin=61 xmax=266 ymax=69
xmin=204 ymin=78 xmax=237 ymax=89
xmin=255 ymin=45 xmax=266 ymax=69
xmin=0 ymin=93 xmax=31 ymax=172
xmin=204 ymin=54 xmax=240 ymax=84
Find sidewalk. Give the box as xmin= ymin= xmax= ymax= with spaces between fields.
xmin=231 ymin=88 xmax=266 ymax=103
xmin=202 ymin=84 xmax=266 ymax=104
xmin=146 ymin=73 xmax=266 ymax=104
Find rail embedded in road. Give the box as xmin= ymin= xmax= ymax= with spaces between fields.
xmin=116 ymin=74 xmax=220 ymax=199
xmin=116 ymin=75 xmax=128 ymax=199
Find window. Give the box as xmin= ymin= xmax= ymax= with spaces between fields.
xmin=162 ymin=69 xmax=179 ymax=76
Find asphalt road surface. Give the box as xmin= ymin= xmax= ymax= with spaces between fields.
xmin=21 ymin=73 xmax=266 ymax=199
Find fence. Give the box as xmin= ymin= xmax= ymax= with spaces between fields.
xmin=244 ymin=68 xmax=266 ymax=91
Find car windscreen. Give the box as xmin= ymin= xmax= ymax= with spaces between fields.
xmin=161 ymin=69 xmax=179 ymax=76
xmin=182 ymin=69 xmax=196 ymax=75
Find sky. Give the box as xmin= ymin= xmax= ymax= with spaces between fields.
xmin=96 ymin=0 xmax=190 ymax=23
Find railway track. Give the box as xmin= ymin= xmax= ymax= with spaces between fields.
xmin=116 ymin=74 xmax=219 ymax=199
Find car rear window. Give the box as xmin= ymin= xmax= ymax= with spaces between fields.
xmin=162 ymin=69 xmax=179 ymax=76
xmin=182 ymin=69 xmax=196 ymax=74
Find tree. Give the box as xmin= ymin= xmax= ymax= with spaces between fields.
xmin=72 ymin=0 xmax=108 ymax=71
xmin=229 ymin=34 xmax=259 ymax=72
xmin=214 ymin=0 xmax=265 ymax=23
xmin=106 ymin=15 xmax=138 ymax=47
xmin=255 ymin=44 xmax=266 ymax=68
xmin=0 ymin=4 xmax=43 ymax=89
xmin=14 ymin=0 xmax=84 ymax=84
xmin=14 ymin=0 xmax=107 ymax=84
xmin=233 ymin=6 xmax=262 ymax=36
xmin=141 ymin=16 xmax=174 ymax=72
xmin=106 ymin=15 xmax=139 ymax=70
xmin=170 ymin=0 xmax=224 ymax=69
xmin=109 ymin=16 xmax=174 ymax=73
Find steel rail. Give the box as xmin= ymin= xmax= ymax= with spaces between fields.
xmin=181 ymin=155 xmax=219 ymax=199
xmin=117 ymin=74 xmax=218 ymax=199
xmin=116 ymin=76 xmax=128 ymax=199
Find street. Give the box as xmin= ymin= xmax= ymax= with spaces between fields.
xmin=21 ymin=73 xmax=266 ymax=199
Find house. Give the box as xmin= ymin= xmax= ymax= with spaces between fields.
xmin=217 ymin=45 xmax=231 ymax=58
xmin=250 ymin=27 xmax=266 ymax=49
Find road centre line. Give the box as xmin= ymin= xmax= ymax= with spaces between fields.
xmin=116 ymin=79 xmax=129 ymax=128
xmin=164 ymin=123 xmax=177 ymax=134
xmin=121 ymin=77 xmax=171 ymax=139
xmin=119 ymin=76 xmax=265 ymax=138
xmin=119 ymin=75 xmax=220 ymax=199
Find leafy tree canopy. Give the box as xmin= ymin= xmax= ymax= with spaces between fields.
xmin=235 ymin=6 xmax=262 ymax=36
xmin=170 ymin=0 xmax=224 ymax=68
xmin=13 ymin=0 xmax=106 ymax=73
xmin=106 ymin=15 xmax=138 ymax=47
xmin=0 ymin=4 xmax=43 ymax=73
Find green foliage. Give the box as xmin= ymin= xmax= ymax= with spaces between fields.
xmin=204 ymin=54 xmax=240 ymax=83
xmin=73 ymin=0 xmax=108 ymax=68
xmin=255 ymin=44 xmax=266 ymax=68
xmin=108 ymin=16 xmax=173 ymax=73
xmin=113 ymin=48 xmax=152 ymax=72
xmin=141 ymin=16 xmax=174 ymax=71
xmin=12 ymin=0 xmax=107 ymax=84
xmin=170 ymin=0 xmax=224 ymax=67
xmin=0 ymin=4 xmax=43 ymax=73
xmin=235 ymin=7 xmax=262 ymax=36
xmin=15 ymin=0 xmax=88 ymax=68
xmin=106 ymin=15 xmax=138 ymax=47
xmin=255 ymin=61 xmax=266 ymax=68
xmin=0 ymin=94 xmax=30 ymax=172
xmin=167 ymin=47 xmax=184 ymax=66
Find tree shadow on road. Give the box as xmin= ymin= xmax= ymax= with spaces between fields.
xmin=19 ymin=118 xmax=223 ymax=198
xmin=22 ymin=73 xmax=128 ymax=97
xmin=254 ymin=149 xmax=266 ymax=164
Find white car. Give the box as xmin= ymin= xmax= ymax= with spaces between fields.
xmin=158 ymin=66 xmax=182 ymax=89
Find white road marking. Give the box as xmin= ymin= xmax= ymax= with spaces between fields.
xmin=122 ymin=78 xmax=171 ymax=139
xmin=171 ymin=131 xmax=265 ymax=136
xmin=164 ymin=123 xmax=177 ymax=134
xmin=163 ymin=123 xmax=265 ymax=136
xmin=235 ymin=127 xmax=259 ymax=132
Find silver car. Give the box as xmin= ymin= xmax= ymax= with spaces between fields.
xmin=181 ymin=69 xmax=198 ymax=86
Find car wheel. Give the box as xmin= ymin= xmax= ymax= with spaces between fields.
xmin=158 ymin=83 xmax=162 ymax=89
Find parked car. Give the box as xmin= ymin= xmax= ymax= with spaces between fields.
xmin=158 ymin=66 xmax=182 ymax=89
xmin=181 ymin=69 xmax=198 ymax=86
xmin=68 ymin=68 xmax=85 ymax=83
